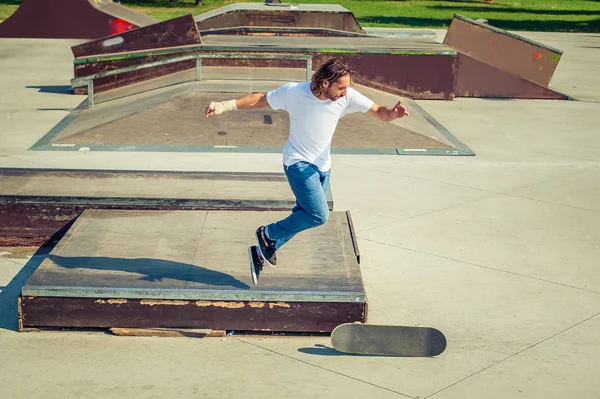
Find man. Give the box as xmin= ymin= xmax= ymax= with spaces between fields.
xmin=205 ymin=58 xmax=409 ymax=284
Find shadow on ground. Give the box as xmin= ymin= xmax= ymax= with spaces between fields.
xmin=26 ymin=85 xmax=73 ymax=95
xmin=0 ymin=245 xmax=52 ymax=331
xmin=47 ymin=254 xmax=250 ymax=289
xmin=298 ymin=344 xmax=426 ymax=358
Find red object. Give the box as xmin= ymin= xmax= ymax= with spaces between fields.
xmin=533 ymin=53 xmax=542 ymax=60
xmin=110 ymin=18 xmax=135 ymax=34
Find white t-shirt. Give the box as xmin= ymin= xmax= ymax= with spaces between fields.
xmin=266 ymin=82 xmax=374 ymax=172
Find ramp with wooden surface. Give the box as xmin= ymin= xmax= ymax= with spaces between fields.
xmin=71 ymin=14 xmax=201 ymax=58
xmin=194 ymin=3 xmax=365 ymax=35
xmin=443 ymin=14 xmax=568 ymax=99
xmin=0 ymin=0 xmax=158 ymax=39
xmin=19 ymin=209 xmax=366 ymax=332
xmin=0 ymin=168 xmax=332 ymax=246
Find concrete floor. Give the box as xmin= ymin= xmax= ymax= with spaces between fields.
xmin=0 ymin=29 xmax=599 ymax=399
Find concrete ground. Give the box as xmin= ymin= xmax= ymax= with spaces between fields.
xmin=1 ymin=29 xmax=599 ymax=399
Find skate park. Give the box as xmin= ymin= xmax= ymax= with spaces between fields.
xmin=1 ymin=0 xmax=599 ymax=397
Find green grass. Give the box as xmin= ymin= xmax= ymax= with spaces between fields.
xmin=1 ymin=0 xmax=599 ymax=32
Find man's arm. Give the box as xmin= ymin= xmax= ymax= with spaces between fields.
xmin=205 ymin=92 xmax=271 ymax=118
xmin=367 ymin=100 xmax=409 ymax=122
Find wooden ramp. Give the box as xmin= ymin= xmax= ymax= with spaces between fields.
xmin=19 ymin=209 xmax=366 ymax=333
xmin=0 ymin=0 xmax=158 ymax=39
xmin=443 ymin=14 xmax=567 ymax=99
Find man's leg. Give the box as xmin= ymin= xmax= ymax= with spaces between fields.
xmin=257 ymin=162 xmax=330 ymax=263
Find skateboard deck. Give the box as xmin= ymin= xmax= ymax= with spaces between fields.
xmin=331 ymin=323 xmax=447 ymax=357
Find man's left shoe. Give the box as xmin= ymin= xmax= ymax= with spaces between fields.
xmin=256 ymin=226 xmax=277 ymax=267
xmin=249 ymin=246 xmax=264 ymax=285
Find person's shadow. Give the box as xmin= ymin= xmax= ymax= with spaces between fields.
xmin=46 ymin=254 xmax=250 ymax=289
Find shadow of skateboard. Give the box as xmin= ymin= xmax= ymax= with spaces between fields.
xmin=331 ymin=323 xmax=447 ymax=357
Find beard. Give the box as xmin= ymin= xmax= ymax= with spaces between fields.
xmin=324 ymin=87 xmax=343 ymax=101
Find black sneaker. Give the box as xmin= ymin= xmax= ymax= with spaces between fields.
xmin=256 ymin=226 xmax=277 ymax=267
xmin=249 ymin=246 xmax=264 ymax=285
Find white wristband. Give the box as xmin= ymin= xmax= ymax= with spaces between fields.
xmin=222 ymin=99 xmax=237 ymax=112
xmin=210 ymin=100 xmax=237 ymax=115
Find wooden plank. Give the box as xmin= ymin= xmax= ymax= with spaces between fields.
xmin=109 ymin=327 xmax=226 ymax=338
xmin=18 ymin=296 xmax=23 ymax=332
xmin=20 ymin=297 xmax=367 ymax=332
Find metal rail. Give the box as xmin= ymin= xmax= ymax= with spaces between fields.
xmin=71 ymin=52 xmax=313 ymax=108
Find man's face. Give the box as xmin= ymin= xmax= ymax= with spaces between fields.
xmin=323 ymin=74 xmax=350 ymax=101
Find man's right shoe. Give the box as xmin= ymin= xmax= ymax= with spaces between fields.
xmin=256 ymin=226 xmax=277 ymax=267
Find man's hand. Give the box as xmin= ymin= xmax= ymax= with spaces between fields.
xmin=205 ymin=94 xmax=270 ymax=118
xmin=205 ymin=100 xmax=237 ymax=118
xmin=368 ymin=100 xmax=410 ymax=122
xmin=391 ymin=100 xmax=410 ymax=119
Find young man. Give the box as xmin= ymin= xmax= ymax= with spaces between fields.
xmin=205 ymin=58 xmax=409 ymax=284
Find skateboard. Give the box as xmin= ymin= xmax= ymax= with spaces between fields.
xmin=331 ymin=323 xmax=447 ymax=357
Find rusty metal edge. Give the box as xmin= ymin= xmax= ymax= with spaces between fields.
xmin=0 ymin=167 xmax=288 ymax=180
xmin=20 ymin=286 xmax=367 ymax=303
xmin=0 ymin=195 xmax=300 ymax=211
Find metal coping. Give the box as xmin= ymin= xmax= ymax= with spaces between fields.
xmin=21 ymin=286 xmax=367 ymax=303
xmin=0 ymin=196 xmax=334 ymax=212
xmin=452 ymin=13 xmax=564 ymax=55
xmin=0 ymin=167 xmax=288 ymax=179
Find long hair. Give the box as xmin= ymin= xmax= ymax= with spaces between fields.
xmin=310 ymin=58 xmax=352 ymax=96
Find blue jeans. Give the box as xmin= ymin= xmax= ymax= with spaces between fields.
xmin=266 ymin=161 xmax=330 ymax=250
